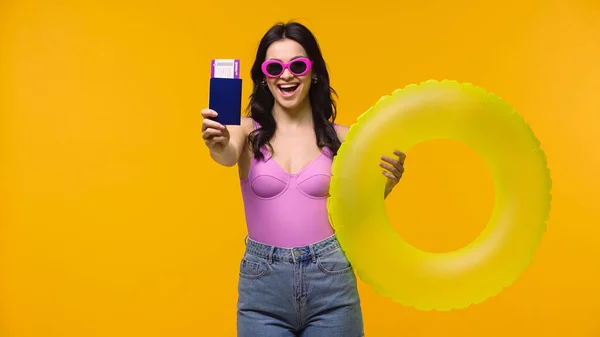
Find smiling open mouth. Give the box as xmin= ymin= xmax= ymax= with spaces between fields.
xmin=278 ymin=83 xmax=300 ymax=96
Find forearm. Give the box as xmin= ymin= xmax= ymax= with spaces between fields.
xmin=210 ymin=144 xmax=239 ymax=167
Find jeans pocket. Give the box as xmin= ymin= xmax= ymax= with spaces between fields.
xmin=239 ymin=252 xmax=270 ymax=279
xmin=317 ymin=247 xmax=353 ymax=276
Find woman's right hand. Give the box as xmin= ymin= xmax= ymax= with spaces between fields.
xmin=201 ymin=109 xmax=230 ymax=153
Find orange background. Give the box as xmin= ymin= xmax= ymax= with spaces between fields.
xmin=1 ymin=0 xmax=599 ymax=336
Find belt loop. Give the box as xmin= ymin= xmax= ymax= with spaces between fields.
xmin=267 ymin=246 xmax=275 ymax=265
xmin=309 ymin=244 xmax=316 ymax=263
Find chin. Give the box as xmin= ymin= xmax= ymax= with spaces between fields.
xmin=279 ymin=93 xmax=309 ymax=110
xmin=276 ymin=99 xmax=304 ymax=111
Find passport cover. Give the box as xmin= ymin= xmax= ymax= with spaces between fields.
xmin=208 ymin=77 xmax=242 ymax=125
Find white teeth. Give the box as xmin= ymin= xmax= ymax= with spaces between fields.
xmin=279 ymin=84 xmax=299 ymax=88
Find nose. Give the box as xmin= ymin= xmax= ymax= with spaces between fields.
xmin=280 ymin=68 xmax=293 ymax=80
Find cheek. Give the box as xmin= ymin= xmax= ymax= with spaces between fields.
xmin=298 ymin=73 xmax=310 ymax=85
xmin=266 ymin=80 xmax=278 ymax=93
xmin=300 ymin=77 xmax=312 ymax=91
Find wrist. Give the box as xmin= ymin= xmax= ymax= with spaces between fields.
xmin=209 ymin=143 xmax=237 ymax=167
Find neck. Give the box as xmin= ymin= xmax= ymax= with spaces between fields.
xmin=272 ymin=100 xmax=313 ymax=128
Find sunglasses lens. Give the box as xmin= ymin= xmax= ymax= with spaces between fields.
xmin=265 ymin=62 xmax=283 ymax=76
xmin=289 ymin=60 xmax=308 ymax=75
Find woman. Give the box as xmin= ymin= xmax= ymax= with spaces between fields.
xmin=201 ymin=21 xmax=405 ymax=337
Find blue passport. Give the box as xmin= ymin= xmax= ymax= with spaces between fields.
xmin=208 ymin=77 xmax=242 ymax=125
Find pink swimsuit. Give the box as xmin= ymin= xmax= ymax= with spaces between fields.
xmin=240 ymin=122 xmax=337 ymax=248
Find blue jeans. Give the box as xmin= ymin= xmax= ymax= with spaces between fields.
xmin=236 ymin=235 xmax=364 ymax=337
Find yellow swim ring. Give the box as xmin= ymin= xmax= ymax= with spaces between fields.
xmin=327 ymin=79 xmax=552 ymax=311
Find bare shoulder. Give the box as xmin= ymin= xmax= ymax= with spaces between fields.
xmin=334 ymin=123 xmax=350 ymax=142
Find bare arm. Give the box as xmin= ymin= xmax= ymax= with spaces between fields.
xmin=209 ymin=117 xmax=254 ymax=167
xmin=201 ymin=109 xmax=254 ymax=167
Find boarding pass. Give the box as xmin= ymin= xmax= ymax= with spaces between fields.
xmin=211 ymin=59 xmax=240 ymax=79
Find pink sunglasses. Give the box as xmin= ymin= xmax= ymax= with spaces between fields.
xmin=261 ymin=57 xmax=313 ymax=78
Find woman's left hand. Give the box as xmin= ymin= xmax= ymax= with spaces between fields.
xmin=380 ymin=150 xmax=406 ymax=198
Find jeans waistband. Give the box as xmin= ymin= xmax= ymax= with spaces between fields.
xmin=244 ymin=235 xmax=340 ymax=263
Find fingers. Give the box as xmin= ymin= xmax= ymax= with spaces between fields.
xmin=380 ymin=150 xmax=406 ymax=182
xmin=204 ymin=135 xmax=228 ymax=147
xmin=200 ymin=108 xmax=230 ymax=151
xmin=202 ymin=127 xmax=224 ymax=139
xmin=201 ymin=109 xmax=225 ymax=129
xmin=381 ymin=151 xmax=406 ymax=166
xmin=201 ymin=108 xmax=218 ymax=119
xmin=393 ymin=150 xmax=406 ymax=164
xmin=380 ymin=155 xmax=399 ymax=167
xmin=382 ymin=170 xmax=400 ymax=183
xmin=202 ymin=118 xmax=226 ymax=132
xmin=379 ymin=161 xmax=404 ymax=177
